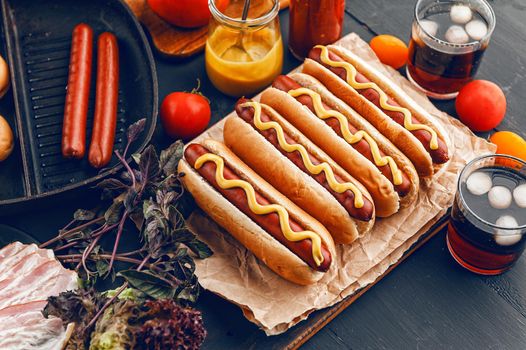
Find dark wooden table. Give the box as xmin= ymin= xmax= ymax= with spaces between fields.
xmin=3 ymin=0 xmax=526 ymax=349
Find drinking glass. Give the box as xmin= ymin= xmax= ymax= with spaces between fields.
xmin=407 ymin=0 xmax=495 ymax=99
xmin=447 ymin=154 xmax=526 ymax=275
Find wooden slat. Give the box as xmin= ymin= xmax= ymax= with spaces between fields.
xmin=122 ymin=0 xmax=290 ymax=58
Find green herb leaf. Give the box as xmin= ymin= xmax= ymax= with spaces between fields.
xmin=139 ymin=145 xmax=160 ymax=183
xmin=105 ymin=200 xmax=124 ymax=225
xmin=74 ymin=209 xmax=96 ymax=221
xmin=124 ymin=188 xmax=138 ymax=212
xmin=131 ymin=153 xmax=141 ymax=165
xmin=176 ymin=284 xmax=199 ymax=303
xmin=96 ymin=260 xmax=110 ymax=277
xmin=160 ymin=140 xmax=184 ymax=176
xmin=185 ymin=239 xmax=213 ymax=259
xmin=129 ymin=211 xmax=145 ymax=231
xmin=96 ymin=178 xmax=127 ymax=191
xmin=118 ymin=270 xmax=175 ymax=300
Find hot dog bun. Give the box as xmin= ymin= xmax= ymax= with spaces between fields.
xmin=178 ymin=139 xmax=336 ymax=285
xmin=303 ymin=45 xmax=450 ymax=176
xmin=328 ymin=45 xmax=450 ymax=149
xmin=224 ymin=102 xmax=375 ymax=244
xmin=277 ymin=73 xmax=420 ymax=212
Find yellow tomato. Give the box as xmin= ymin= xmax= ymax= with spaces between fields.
xmin=489 ymin=131 xmax=526 ymax=162
xmin=370 ymin=34 xmax=408 ymax=69
xmin=0 ymin=115 xmax=14 ymax=161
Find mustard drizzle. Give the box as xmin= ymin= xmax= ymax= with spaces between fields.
xmin=241 ymin=101 xmax=364 ymax=208
xmin=315 ymin=45 xmax=438 ymax=150
xmin=194 ymin=152 xmax=324 ymax=266
xmin=288 ymin=88 xmax=403 ymax=185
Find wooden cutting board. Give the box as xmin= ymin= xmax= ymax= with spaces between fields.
xmin=123 ymin=0 xmax=290 ymax=58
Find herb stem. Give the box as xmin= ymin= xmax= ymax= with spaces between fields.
xmin=107 ymin=211 xmax=129 ymax=273
xmin=53 ymin=240 xmax=80 ymax=252
xmin=40 ymin=216 xmax=105 ymax=248
xmin=82 ymin=234 xmax=103 ymax=275
xmin=137 ymin=254 xmax=150 ymax=271
xmin=117 ymin=249 xmax=146 ymax=257
xmin=86 ymin=282 xmax=129 ymax=330
xmin=65 ymin=254 xmax=149 ymax=330
xmin=57 ymin=254 xmax=163 ymax=273
xmin=62 ymin=218 xmax=77 ymax=231
xmin=115 ymin=150 xmax=136 ymax=189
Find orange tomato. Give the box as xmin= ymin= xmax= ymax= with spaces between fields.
xmin=370 ymin=35 xmax=408 ymax=69
xmin=489 ymin=131 xmax=526 ymax=162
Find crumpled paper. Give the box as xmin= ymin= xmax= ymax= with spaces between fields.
xmin=187 ymin=33 xmax=496 ymax=335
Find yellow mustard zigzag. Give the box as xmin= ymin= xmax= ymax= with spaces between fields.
xmin=288 ymin=88 xmax=403 ymax=185
xmin=241 ymin=101 xmax=364 ymax=208
xmin=315 ymin=45 xmax=438 ymax=150
xmin=194 ymin=152 xmax=324 ymax=266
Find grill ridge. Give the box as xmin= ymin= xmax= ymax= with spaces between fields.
xmin=23 ymin=32 xmax=127 ymax=191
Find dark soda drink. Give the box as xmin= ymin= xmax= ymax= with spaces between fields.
xmin=407 ymin=0 xmax=495 ymax=99
xmin=447 ymin=156 xmax=526 ymax=275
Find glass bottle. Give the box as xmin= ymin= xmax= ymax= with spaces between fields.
xmin=289 ymin=0 xmax=346 ymax=60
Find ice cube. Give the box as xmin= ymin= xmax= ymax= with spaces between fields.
xmin=420 ymin=19 xmax=439 ymax=37
xmin=488 ymin=186 xmax=513 ymax=209
xmin=466 ymin=20 xmax=488 ymax=41
xmin=513 ymin=184 xmax=526 ymax=208
xmin=450 ymin=4 xmax=472 ymax=24
xmin=494 ymin=215 xmax=521 ymax=246
xmin=466 ymin=171 xmax=492 ymax=195
xmin=445 ymin=25 xmax=470 ymax=44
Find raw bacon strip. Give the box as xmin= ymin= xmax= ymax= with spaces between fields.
xmin=0 ymin=242 xmax=77 ymax=349
xmin=0 ymin=300 xmax=48 ymax=330
xmin=0 ymin=315 xmax=69 ymax=350
xmin=0 ymin=252 xmax=53 ymax=283
xmin=0 ymin=242 xmax=24 ymax=260
xmin=0 ymin=244 xmax=41 ymax=273
xmin=0 ymin=244 xmax=54 ymax=275
xmin=0 ymin=260 xmax=77 ymax=309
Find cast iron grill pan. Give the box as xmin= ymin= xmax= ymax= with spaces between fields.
xmin=0 ymin=0 xmax=157 ymax=211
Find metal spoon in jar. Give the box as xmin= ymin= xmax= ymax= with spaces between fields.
xmin=220 ymin=0 xmax=252 ymax=61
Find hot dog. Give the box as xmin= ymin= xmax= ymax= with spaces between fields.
xmin=89 ymin=32 xmax=119 ymax=168
xmin=178 ymin=140 xmax=335 ymax=285
xmin=62 ymin=23 xmax=93 ymax=159
xmin=224 ymin=99 xmax=375 ymax=244
xmin=267 ymin=74 xmax=420 ymax=217
xmin=304 ymin=45 xmax=450 ymax=176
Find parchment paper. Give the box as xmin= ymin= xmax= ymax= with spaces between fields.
xmin=188 ymin=33 xmax=497 ymax=335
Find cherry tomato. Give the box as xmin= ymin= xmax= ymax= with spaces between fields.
xmin=147 ymin=0 xmax=229 ymax=28
xmin=489 ymin=131 xmax=526 ymax=162
xmin=456 ymin=80 xmax=506 ymax=132
xmin=370 ymin=35 xmax=408 ymax=69
xmin=160 ymin=89 xmax=211 ymax=140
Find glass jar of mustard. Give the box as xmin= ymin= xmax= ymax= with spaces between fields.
xmin=205 ymin=0 xmax=283 ymax=97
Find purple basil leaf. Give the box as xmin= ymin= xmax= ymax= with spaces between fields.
xmin=126 ymin=119 xmax=147 ymax=145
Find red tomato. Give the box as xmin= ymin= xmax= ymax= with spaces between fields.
xmin=147 ymin=0 xmax=229 ymax=28
xmin=455 ymin=80 xmax=507 ymax=132
xmin=160 ymin=92 xmax=211 ymax=140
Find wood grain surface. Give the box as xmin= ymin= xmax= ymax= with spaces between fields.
xmin=344 ymin=0 xmax=526 ymax=139
xmin=123 ymin=0 xmax=290 ymax=58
